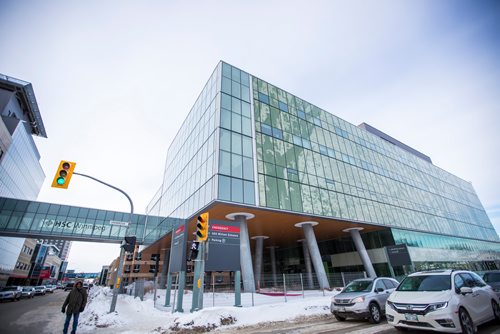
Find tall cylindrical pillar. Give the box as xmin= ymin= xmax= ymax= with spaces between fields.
xmin=226 ymin=212 xmax=256 ymax=292
xmin=344 ymin=227 xmax=376 ymax=278
xmin=252 ymin=236 xmax=268 ymax=290
xmin=299 ymin=239 xmax=314 ymax=289
xmin=267 ymin=246 xmax=278 ymax=287
xmin=295 ymin=222 xmax=330 ymax=290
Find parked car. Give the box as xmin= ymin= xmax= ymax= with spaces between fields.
xmin=330 ymin=277 xmax=399 ymax=323
xmin=64 ymin=283 xmax=74 ymax=291
xmin=21 ymin=287 xmax=36 ymax=299
xmin=386 ymin=269 xmax=500 ymax=333
xmin=483 ymin=270 xmax=500 ymax=298
xmin=56 ymin=283 xmax=64 ymax=290
xmin=45 ymin=285 xmax=56 ymax=293
xmin=0 ymin=286 xmax=23 ymax=302
xmin=34 ymin=286 xmax=47 ymax=295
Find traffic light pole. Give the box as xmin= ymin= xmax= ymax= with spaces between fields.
xmin=72 ymin=172 xmax=134 ymax=313
xmin=190 ymin=241 xmax=205 ymax=312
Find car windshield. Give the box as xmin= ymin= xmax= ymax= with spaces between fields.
xmin=22 ymin=287 xmax=32 ymax=291
xmin=35 ymin=286 xmax=44 ymax=289
xmin=483 ymin=273 xmax=500 ymax=283
xmin=2 ymin=287 xmax=17 ymax=291
xmin=397 ymin=275 xmax=451 ymax=291
xmin=343 ymin=280 xmax=373 ymax=292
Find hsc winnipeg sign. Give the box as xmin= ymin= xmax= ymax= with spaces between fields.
xmin=39 ymin=218 xmax=129 ymax=233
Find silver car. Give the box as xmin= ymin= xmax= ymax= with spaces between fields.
xmin=34 ymin=285 xmax=47 ymax=295
xmin=0 ymin=286 xmax=23 ymax=302
xmin=45 ymin=285 xmax=56 ymax=293
xmin=331 ymin=277 xmax=399 ymax=323
xmin=21 ymin=287 xmax=35 ymax=299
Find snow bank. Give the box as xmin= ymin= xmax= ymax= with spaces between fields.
xmin=77 ymin=286 xmax=339 ymax=333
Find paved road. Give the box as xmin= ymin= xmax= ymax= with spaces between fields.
xmin=216 ymin=316 xmax=500 ymax=334
xmin=377 ymin=320 xmax=500 ymax=334
xmin=3 ymin=292 xmax=500 ymax=334
xmin=0 ymin=289 xmax=66 ymax=334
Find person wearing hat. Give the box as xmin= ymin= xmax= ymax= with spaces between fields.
xmin=61 ymin=280 xmax=88 ymax=334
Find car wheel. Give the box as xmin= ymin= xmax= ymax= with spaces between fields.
xmin=459 ymin=308 xmax=476 ymax=334
xmin=334 ymin=314 xmax=346 ymax=321
xmin=368 ymin=302 xmax=381 ymax=324
xmin=492 ymin=300 xmax=500 ymax=323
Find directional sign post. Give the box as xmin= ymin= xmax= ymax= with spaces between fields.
xmin=205 ymin=220 xmax=240 ymax=271
xmin=386 ymin=244 xmax=414 ymax=276
xmin=165 ymin=221 xmax=187 ymax=312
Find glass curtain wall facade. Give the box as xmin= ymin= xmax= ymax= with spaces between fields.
xmin=145 ymin=65 xmax=221 ymax=241
xmin=145 ymin=63 xmax=257 ymax=241
xmin=0 ymin=121 xmax=45 ymax=200
xmin=251 ymin=72 xmax=497 ymax=242
xmin=0 ymin=74 xmax=47 ymax=287
xmin=146 ymin=61 xmax=499 ymax=271
xmin=217 ymin=63 xmax=256 ymax=205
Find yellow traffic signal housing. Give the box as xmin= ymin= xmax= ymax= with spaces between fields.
xmin=51 ymin=160 xmax=76 ymax=189
xmin=196 ymin=212 xmax=209 ymax=242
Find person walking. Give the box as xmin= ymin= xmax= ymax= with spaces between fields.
xmin=61 ymin=280 xmax=88 ymax=334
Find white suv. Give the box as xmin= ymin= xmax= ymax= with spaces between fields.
xmin=386 ymin=270 xmax=500 ymax=333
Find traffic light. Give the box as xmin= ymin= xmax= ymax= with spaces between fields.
xmin=51 ymin=160 xmax=76 ymax=189
xmin=196 ymin=212 xmax=209 ymax=242
xmin=122 ymin=236 xmax=136 ymax=253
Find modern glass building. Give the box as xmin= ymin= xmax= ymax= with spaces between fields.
xmin=1 ymin=65 xmax=498 ymax=291
xmin=145 ymin=61 xmax=500 ymax=291
xmin=0 ymin=74 xmax=47 ymax=286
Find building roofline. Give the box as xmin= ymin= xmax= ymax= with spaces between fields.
xmin=0 ymin=74 xmax=47 ymax=138
xmin=358 ymin=122 xmax=432 ymax=163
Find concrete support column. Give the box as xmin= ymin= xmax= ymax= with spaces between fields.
xmin=344 ymin=227 xmax=376 ymax=278
xmin=295 ymin=222 xmax=330 ymax=290
xmin=299 ymin=239 xmax=314 ymax=289
xmin=267 ymin=246 xmax=278 ymax=287
xmin=226 ymin=212 xmax=255 ymax=292
xmin=251 ymin=236 xmax=268 ymax=290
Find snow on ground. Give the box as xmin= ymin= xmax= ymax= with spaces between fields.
xmin=72 ymin=286 xmax=340 ymax=333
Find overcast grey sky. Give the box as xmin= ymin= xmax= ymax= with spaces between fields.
xmin=1 ymin=0 xmax=499 ymax=272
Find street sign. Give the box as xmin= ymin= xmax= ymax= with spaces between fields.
xmin=169 ymin=221 xmax=187 ymax=273
xmin=110 ymin=221 xmax=129 ymax=227
xmin=386 ymin=244 xmax=412 ymax=266
xmin=205 ymin=219 xmax=240 ymax=271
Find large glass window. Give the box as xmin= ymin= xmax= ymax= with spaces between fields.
xmin=215 ymin=63 xmax=256 ymax=206
xmin=252 ymin=74 xmax=498 ymax=243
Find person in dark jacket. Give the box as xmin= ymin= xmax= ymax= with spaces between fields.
xmin=62 ymin=280 xmax=88 ymax=334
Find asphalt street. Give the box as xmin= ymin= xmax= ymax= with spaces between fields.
xmin=2 ymin=290 xmax=500 ymax=334
xmin=215 ymin=316 xmax=500 ymax=334
xmin=0 ymin=289 xmax=66 ymax=334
